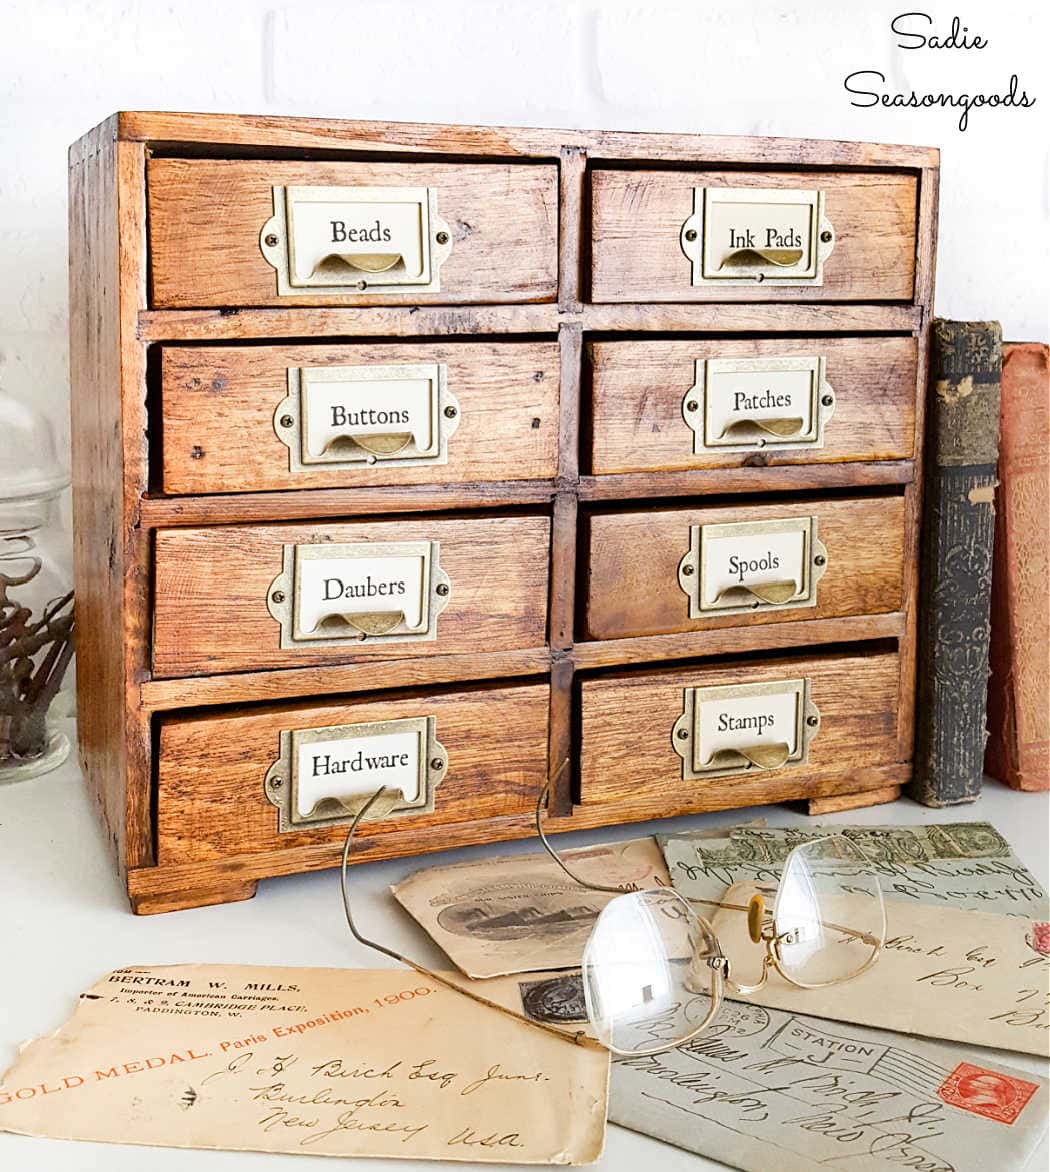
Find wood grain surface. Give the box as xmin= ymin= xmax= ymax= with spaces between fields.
xmin=108 ymin=111 xmax=937 ymax=169
xmin=156 ymin=682 xmax=549 ymax=864
xmin=590 ymin=169 xmax=917 ymax=303
xmin=582 ymin=495 xmax=906 ymax=639
xmin=137 ymin=302 xmax=922 ymax=343
xmin=152 ymin=515 xmax=551 ymax=678
xmin=579 ymin=650 xmax=901 ymax=805
xmin=588 ymin=336 xmax=917 ymax=473
xmin=148 ymin=158 xmax=558 ymax=308
xmin=160 ymin=341 xmax=560 ymax=494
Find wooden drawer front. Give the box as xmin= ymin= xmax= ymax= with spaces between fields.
xmin=589 ymin=337 xmax=917 ymax=474
xmin=156 ymin=682 xmax=549 ymax=864
xmin=579 ymin=651 xmax=900 ymax=806
xmin=582 ymin=495 xmax=904 ymax=640
xmin=147 ymin=158 xmax=558 ymax=308
xmin=161 ymin=342 xmax=560 ymax=495
xmin=590 ymin=169 xmax=917 ymax=303
xmin=152 ymin=515 xmax=550 ymax=678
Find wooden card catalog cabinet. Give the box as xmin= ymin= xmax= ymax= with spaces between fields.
xmin=69 ymin=112 xmax=936 ymax=912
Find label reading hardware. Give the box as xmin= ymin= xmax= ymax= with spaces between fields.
xmin=672 ymin=678 xmax=819 ymax=781
xmin=265 ymin=716 xmax=447 ymax=831
xmin=683 ymin=356 xmax=835 ymax=454
xmin=274 ymin=363 xmax=460 ymax=473
xmin=678 ymin=516 xmax=828 ymax=618
xmin=680 ymin=188 xmax=835 ymax=286
xmin=260 ymin=185 xmax=453 ymax=296
xmin=267 ymin=540 xmax=451 ymax=649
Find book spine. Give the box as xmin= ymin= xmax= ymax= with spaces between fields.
xmin=985 ymin=343 xmax=1050 ymax=790
xmin=909 ymin=320 xmax=1002 ymax=807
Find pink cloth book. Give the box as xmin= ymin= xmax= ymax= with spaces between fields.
xmin=985 ymin=343 xmax=1050 ymax=790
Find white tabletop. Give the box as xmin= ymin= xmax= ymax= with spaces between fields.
xmin=2 ymin=730 xmax=1048 ymax=1171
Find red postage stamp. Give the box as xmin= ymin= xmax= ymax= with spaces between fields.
xmin=938 ymin=1062 xmax=1040 ymax=1125
xmin=1028 ymin=921 xmax=1050 ymax=956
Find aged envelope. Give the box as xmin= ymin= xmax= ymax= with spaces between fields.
xmin=660 ymin=822 xmax=1049 ymax=918
xmin=701 ymin=881 xmax=1050 ymax=1057
xmin=392 ymin=837 xmax=672 ymax=979
xmin=0 ymin=965 xmax=608 ymax=1164
xmin=481 ymin=969 xmax=1049 ymax=1171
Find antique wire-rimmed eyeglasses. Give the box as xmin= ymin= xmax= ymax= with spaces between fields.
xmin=341 ymin=779 xmax=886 ymax=1056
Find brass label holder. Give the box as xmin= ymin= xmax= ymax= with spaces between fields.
xmin=680 ymin=187 xmax=835 ymax=286
xmin=683 ymin=356 xmax=835 ymax=454
xmin=265 ymin=715 xmax=447 ymax=832
xmin=672 ymin=678 xmax=820 ymax=782
xmin=261 ymin=185 xmax=453 ymax=296
xmin=274 ymin=362 xmax=460 ymax=473
xmin=267 ymin=540 xmax=451 ymax=649
xmin=678 ymin=516 xmax=828 ymax=619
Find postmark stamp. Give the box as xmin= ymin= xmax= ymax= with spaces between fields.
xmin=937 ymin=1061 xmax=1039 ymax=1124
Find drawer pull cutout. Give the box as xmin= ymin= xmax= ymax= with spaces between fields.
xmin=683 ymin=356 xmax=835 ymax=454
xmin=267 ymin=540 xmax=451 ymax=649
xmin=680 ymin=187 xmax=835 ymax=287
xmin=672 ymin=678 xmax=820 ymax=781
xmin=261 ymin=185 xmax=453 ymax=296
xmin=678 ymin=516 xmax=828 ymax=618
xmin=265 ymin=716 xmax=447 ymax=831
xmin=275 ymin=363 xmax=459 ymax=473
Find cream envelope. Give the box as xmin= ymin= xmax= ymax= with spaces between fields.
xmin=0 ymin=965 xmax=609 ymax=1164
xmin=479 ymin=968 xmax=1049 ymax=1172
xmin=392 ymin=837 xmax=672 ymax=979
xmin=707 ymin=882 xmax=1050 ymax=1057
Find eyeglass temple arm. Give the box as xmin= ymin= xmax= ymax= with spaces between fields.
xmin=535 ymin=772 xmax=638 ymax=896
xmin=683 ymin=889 xmax=881 ymax=948
xmin=341 ymin=786 xmax=600 ymax=1050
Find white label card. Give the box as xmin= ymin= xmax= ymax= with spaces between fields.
xmin=287 ymin=192 xmax=427 ymax=285
xmin=705 ymin=364 xmax=816 ymax=444
xmin=702 ymin=528 xmax=806 ymax=607
xmin=301 ymin=371 xmax=437 ymax=462
xmin=703 ymin=190 xmax=816 ymax=279
xmin=696 ymin=690 xmax=800 ymax=768
xmin=296 ymin=553 xmax=427 ymax=636
xmin=295 ymin=728 xmax=422 ymax=818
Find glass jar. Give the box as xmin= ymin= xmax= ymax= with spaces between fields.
xmin=0 ymin=393 xmax=74 ymax=782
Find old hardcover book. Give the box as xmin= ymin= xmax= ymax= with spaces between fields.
xmin=910 ymin=320 xmax=1002 ymax=806
xmin=985 ymin=343 xmax=1050 ymax=791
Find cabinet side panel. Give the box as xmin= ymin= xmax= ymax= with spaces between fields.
xmin=69 ymin=128 xmax=150 ymax=873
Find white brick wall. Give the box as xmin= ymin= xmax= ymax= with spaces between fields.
xmin=1 ymin=0 xmax=1046 ymax=474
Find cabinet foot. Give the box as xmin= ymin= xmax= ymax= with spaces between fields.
xmin=806 ymin=785 xmax=901 ymax=817
xmin=130 ymin=879 xmax=259 ymax=915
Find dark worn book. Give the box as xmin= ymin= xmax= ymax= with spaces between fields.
xmin=909 ymin=320 xmax=1002 ymax=807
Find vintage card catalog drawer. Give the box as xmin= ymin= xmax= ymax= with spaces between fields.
xmin=151 ymin=515 xmax=550 ymax=678
xmin=161 ymin=341 xmax=560 ymax=494
xmin=155 ymin=682 xmax=549 ymax=864
xmin=147 ymin=158 xmax=558 ymax=307
xmin=582 ymin=495 xmax=905 ymax=639
xmin=588 ymin=336 xmax=918 ymax=474
xmin=578 ymin=651 xmax=901 ymax=807
xmin=590 ymin=169 xmax=917 ymax=303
